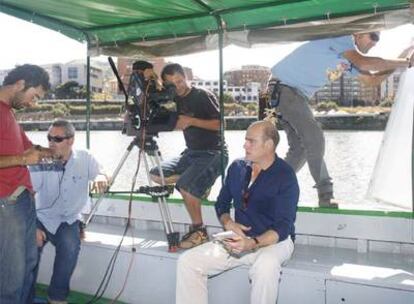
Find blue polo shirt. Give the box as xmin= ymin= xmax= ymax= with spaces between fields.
xmin=215 ymin=156 xmax=299 ymax=242
xmin=271 ymin=35 xmax=359 ymax=98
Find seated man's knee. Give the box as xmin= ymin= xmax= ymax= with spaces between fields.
xmin=250 ymin=258 xmax=282 ymax=281
xmin=177 ymin=250 xmax=196 ymax=272
xmin=58 ymin=233 xmax=81 ymax=253
xmin=255 ymin=251 xmax=285 ymax=272
xmin=150 ymin=173 xmax=179 ymax=185
xmin=57 ymin=239 xmax=80 ymax=256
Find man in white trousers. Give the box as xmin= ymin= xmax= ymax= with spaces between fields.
xmin=176 ymin=120 xmax=299 ymax=304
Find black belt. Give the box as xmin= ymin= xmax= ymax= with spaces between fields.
xmin=268 ymin=79 xmax=283 ymax=108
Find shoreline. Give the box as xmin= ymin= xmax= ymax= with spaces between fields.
xmin=20 ymin=113 xmax=389 ymax=131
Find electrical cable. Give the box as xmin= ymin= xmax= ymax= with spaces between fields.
xmin=86 ymin=80 xmax=153 ymax=304
xmin=85 ymin=160 xmax=139 ymax=304
xmin=35 ymin=167 xmax=65 ymax=212
xmin=109 ymin=156 xmax=141 ymax=303
xmin=108 ymin=81 xmax=154 ymax=303
xmin=86 ymin=153 xmax=140 ymax=304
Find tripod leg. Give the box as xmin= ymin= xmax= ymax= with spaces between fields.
xmin=151 ymin=151 xmax=175 ymax=232
xmin=84 ymin=140 xmax=137 ymax=226
xmin=142 ymin=152 xmax=179 ymax=252
xmin=142 ymin=154 xmax=170 ymax=233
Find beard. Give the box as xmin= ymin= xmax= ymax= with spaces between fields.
xmin=10 ymin=91 xmax=26 ymax=110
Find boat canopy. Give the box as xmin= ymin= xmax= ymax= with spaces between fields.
xmin=0 ymin=0 xmax=412 ymax=57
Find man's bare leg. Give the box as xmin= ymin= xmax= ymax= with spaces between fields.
xmin=180 ymin=189 xmax=202 ymax=225
xmin=178 ymin=189 xmax=209 ymax=249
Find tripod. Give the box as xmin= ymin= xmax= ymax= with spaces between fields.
xmin=84 ymin=135 xmax=180 ymax=252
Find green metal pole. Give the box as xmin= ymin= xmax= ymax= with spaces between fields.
xmin=215 ymin=16 xmax=226 ymax=184
xmin=86 ymin=54 xmax=91 ymax=149
xmin=412 ymin=96 xmax=414 ymax=214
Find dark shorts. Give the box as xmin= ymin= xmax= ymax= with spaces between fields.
xmin=150 ymin=148 xmax=228 ymax=199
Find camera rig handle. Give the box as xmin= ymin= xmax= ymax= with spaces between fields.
xmin=108 ymin=56 xmax=128 ymax=106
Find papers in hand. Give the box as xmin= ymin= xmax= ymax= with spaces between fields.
xmin=212 ymin=230 xmax=238 ymax=241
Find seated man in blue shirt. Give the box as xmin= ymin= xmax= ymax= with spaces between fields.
xmin=176 ymin=120 xmax=299 ymax=304
xmin=30 ymin=119 xmax=108 ymax=304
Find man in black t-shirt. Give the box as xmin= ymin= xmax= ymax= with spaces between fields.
xmin=150 ymin=63 xmax=228 ymax=249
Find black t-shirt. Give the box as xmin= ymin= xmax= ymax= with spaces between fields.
xmin=176 ymin=87 xmax=221 ymax=150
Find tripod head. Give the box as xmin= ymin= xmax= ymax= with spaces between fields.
xmin=127 ymin=133 xmax=160 ymax=157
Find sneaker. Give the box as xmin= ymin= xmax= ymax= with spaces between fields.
xmin=179 ymin=227 xmax=209 ymax=249
xmin=318 ymin=192 xmax=338 ymax=208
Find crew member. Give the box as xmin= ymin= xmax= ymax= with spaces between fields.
xmin=269 ymin=31 xmax=414 ymax=207
xmin=30 ymin=119 xmax=108 ymax=304
xmin=150 ymin=63 xmax=228 ymax=249
xmin=0 ymin=64 xmax=52 ymax=304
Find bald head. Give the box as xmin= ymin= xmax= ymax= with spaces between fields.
xmin=248 ymin=120 xmax=279 ymax=149
xmin=244 ymin=120 xmax=279 ymax=166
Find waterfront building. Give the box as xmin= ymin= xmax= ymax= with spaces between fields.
xmin=62 ymin=60 xmax=104 ymax=93
xmin=224 ymin=65 xmax=271 ymax=90
xmin=190 ymin=79 xmax=260 ymax=103
xmin=381 ymin=69 xmax=402 ymax=102
xmin=314 ymin=73 xmax=381 ymax=106
xmin=0 ymin=61 xmax=104 ymax=94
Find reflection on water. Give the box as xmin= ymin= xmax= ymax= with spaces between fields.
xmin=27 ymin=130 xmax=394 ymax=210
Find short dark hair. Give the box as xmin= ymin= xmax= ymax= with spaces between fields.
xmin=132 ymin=60 xmax=153 ymax=71
xmin=50 ymin=119 xmax=75 ymax=137
xmin=161 ymin=63 xmax=186 ymax=81
xmin=3 ymin=64 xmax=50 ymax=91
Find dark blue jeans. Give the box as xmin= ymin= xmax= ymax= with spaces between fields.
xmin=35 ymin=220 xmax=81 ymax=302
xmin=0 ymin=190 xmax=37 ymax=304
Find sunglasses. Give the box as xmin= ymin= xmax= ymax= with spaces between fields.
xmin=47 ymin=135 xmax=72 ymax=143
xmin=369 ymin=32 xmax=380 ymax=42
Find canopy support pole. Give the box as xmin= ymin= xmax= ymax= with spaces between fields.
xmin=215 ymin=16 xmax=226 ymax=184
xmin=411 ymin=95 xmax=414 ymax=213
xmin=86 ymin=47 xmax=91 ymax=149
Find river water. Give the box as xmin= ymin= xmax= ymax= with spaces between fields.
xmin=27 ymin=130 xmax=396 ymax=211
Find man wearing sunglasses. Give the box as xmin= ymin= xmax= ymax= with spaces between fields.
xmin=268 ymin=31 xmax=414 ymax=208
xmin=176 ymin=120 xmax=299 ymax=304
xmin=0 ymin=64 xmax=53 ymax=304
xmin=29 ymin=119 xmax=109 ymax=304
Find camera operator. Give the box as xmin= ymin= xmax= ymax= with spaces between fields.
xmin=150 ymin=63 xmax=228 ymax=249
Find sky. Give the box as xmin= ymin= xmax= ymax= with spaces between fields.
xmin=1 ymin=12 xmax=414 ymax=80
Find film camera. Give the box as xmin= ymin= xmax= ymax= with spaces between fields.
xmin=122 ymin=70 xmax=178 ymax=137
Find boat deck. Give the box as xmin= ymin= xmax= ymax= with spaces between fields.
xmin=37 ymin=218 xmax=414 ymax=304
